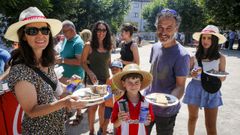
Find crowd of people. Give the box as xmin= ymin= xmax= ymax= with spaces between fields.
xmin=0 ymin=6 xmax=228 ymax=135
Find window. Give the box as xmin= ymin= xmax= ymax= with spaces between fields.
xmin=134 ymin=12 xmax=139 ymax=18
xmin=133 ymin=3 xmax=139 ymax=8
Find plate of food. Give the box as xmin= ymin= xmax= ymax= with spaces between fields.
xmin=73 ymin=86 xmax=109 ymax=106
xmin=145 ymin=93 xmax=179 ymax=107
xmin=204 ymin=69 xmax=229 ymax=77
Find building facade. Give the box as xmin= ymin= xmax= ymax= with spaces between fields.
xmin=124 ymin=0 xmax=152 ymax=32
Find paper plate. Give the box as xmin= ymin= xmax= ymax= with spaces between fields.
xmin=204 ymin=70 xmax=229 ymax=77
xmin=145 ymin=93 xmax=179 ymax=107
xmin=73 ymin=88 xmax=109 ymax=107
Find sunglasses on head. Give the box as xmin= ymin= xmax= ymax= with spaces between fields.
xmin=161 ymin=9 xmax=178 ymax=16
xmin=96 ymin=28 xmax=107 ymax=33
xmin=24 ymin=27 xmax=50 ymax=36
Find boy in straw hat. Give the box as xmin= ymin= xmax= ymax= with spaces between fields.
xmin=4 ymin=7 xmax=85 ymax=134
xmin=111 ymin=64 xmax=154 ymax=135
xmin=183 ymin=25 xmax=227 ymax=135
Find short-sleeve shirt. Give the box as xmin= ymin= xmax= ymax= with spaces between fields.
xmin=146 ymin=42 xmax=190 ymax=117
xmin=60 ymin=35 xmax=84 ymax=78
xmin=111 ymin=92 xmax=154 ymax=135
xmin=0 ymin=48 xmax=11 ymax=74
xmin=7 ymin=64 xmax=65 ymax=134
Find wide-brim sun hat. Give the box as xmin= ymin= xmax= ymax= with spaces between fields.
xmin=112 ymin=64 xmax=152 ymax=91
xmin=192 ymin=25 xmax=226 ymax=44
xmin=4 ymin=7 xmax=62 ymax=42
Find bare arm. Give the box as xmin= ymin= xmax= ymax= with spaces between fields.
xmin=56 ymin=54 xmax=81 ymax=66
xmin=0 ymin=67 xmax=10 ymax=81
xmin=62 ymin=54 xmax=81 ymax=66
xmin=219 ymin=54 xmax=226 ymax=81
xmin=14 ymin=81 xmax=84 ymax=118
xmin=81 ymin=42 xmax=98 ymax=84
xmin=131 ymin=43 xmax=140 ymax=65
xmin=171 ymin=76 xmax=187 ymax=99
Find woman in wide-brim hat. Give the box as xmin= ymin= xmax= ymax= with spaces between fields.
xmin=112 ymin=63 xmax=152 ymax=91
xmin=192 ymin=25 xmax=227 ymax=44
xmin=183 ymin=25 xmax=227 ymax=135
xmin=5 ymin=7 xmax=85 ymax=134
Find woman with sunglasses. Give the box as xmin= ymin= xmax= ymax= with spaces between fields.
xmin=119 ymin=23 xmax=140 ymax=66
xmin=81 ymin=20 xmax=112 ymax=135
xmin=4 ymin=7 xmax=85 ymax=134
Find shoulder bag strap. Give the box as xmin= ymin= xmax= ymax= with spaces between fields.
xmin=197 ymin=59 xmax=203 ymax=68
xmin=26 ymin=65 xmax=57 ymax=91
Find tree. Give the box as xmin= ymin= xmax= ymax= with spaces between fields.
xmin=0 ymin=0 xmax=130 ymax=34
xmin=143 ymin=0 xmax=205 ymax=32
xmin=74 ymin=0 xmax=130 ymax=33
xmin=142 ymin=0 xmax=205 ymax=44
xmin=142 ymin=0 xmax=164 ymax=31
xmin=204 ymin=0 xmax=240 ymax=29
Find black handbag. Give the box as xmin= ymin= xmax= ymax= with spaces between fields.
xmin=197 ymin=60 xmax=222 ymax=93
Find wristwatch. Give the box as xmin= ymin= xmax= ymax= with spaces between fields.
xmin=61 ymin=58 xmax=64 ymax=64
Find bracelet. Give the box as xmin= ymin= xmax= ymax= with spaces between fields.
xmin=61 ymin=58 xmax=64 ymax=64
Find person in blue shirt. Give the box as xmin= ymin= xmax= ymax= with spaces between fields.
xmin=56 ymin=20 xmax=85 ymax=125
xmin=0 ymin=48 xmax=11 ymax=75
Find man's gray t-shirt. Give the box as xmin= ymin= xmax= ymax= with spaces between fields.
xmin=146 ymin=41 xmax=190 ymax=117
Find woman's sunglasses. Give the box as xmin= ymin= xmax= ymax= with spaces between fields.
xmin=96 ymin=28 xmax=107 ymax=33
xmin=24 ymin=27 xmax=50 ymax=36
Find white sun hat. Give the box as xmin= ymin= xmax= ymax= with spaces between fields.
xmin=4 ymin=7 xmax=62 ymax=42
xmin=192 ymin=25 xmax=226 ymax=44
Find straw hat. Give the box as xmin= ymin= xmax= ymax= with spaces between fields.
xmin=4 ymin=7 xmax=62 ymax=42
xmin=192 ymin=25 xmax=226 ymax=44
xmin=112 ymin=64 xmax=152 ymax=91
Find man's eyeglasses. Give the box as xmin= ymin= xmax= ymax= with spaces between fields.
xmin=96 ymin=28 xmax=107 ymax=33
xmin=161 ymin=9 xmax=178 ymax=16
xmin=24 ymin=27 xmax=50 ymax=36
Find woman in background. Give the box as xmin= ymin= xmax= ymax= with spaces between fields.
xmin=81 ymin=20 xmax=112 ymax=135
xmin=119 ymin=23 xmax=140 ymax=66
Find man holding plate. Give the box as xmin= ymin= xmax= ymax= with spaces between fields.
xmin=145 ymin=8 xmax=190 ymax=135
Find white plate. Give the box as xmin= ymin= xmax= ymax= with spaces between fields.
xmin=204 ymin=70 xmax=229 ymax=77
xmin=73 ymin=88 xmax=109 ymax=106
xmin=145 ymin=93 xmax=179 ymax=107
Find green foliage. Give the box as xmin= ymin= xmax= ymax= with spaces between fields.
xmin=142 ymin=0 xmax=205 ymax=32
xmin=142 ymin=0 xmax=163 ymax=31
xmin=0 ymin=0 xmax=52 ymax=22
xmin=167 ymin=0 xmax=205 ymax=32
xmin=74 ymin=0 xmax=130 ymax=33
xmin=205 ymin=0 xmax=240 ymax=29
xmin=0 ymin=0 xmax=129 ymax=34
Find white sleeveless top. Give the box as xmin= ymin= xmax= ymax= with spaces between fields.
xmin=193 ymin=58 xmax=220 ymax=80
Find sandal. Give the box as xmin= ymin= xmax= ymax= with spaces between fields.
xmin=68 ymin=113 xmax=83 ymax=126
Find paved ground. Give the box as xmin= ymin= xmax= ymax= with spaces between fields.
xmin=66 ymin=41 xmax=240 ymax=135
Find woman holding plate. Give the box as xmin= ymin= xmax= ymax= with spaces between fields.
xmin=5 ymin=7 xmax=85 ymax=134
xmin=81 ymin=20 xmax=112 ymax=135
xmin=183 ymin=25 xmax=227 ymax=135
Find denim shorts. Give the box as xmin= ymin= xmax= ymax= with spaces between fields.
xmin=183 ymin=79 xmax=223 ymax=108
xmin=104 ymin=107 xmax=113 ymax=119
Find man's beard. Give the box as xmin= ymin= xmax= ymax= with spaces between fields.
xmin=158 ymin=32 xmax=177 ymax=43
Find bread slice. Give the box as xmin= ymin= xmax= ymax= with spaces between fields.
xmin=156 ymin=94 xmax=168 ymax=104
